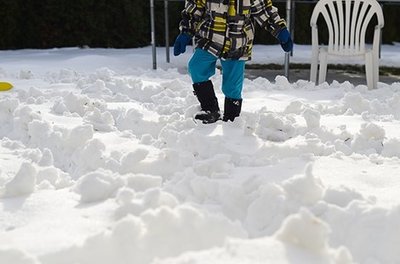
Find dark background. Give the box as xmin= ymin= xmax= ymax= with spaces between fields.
xmin=0 ymin=0 xmax=398 ymax=49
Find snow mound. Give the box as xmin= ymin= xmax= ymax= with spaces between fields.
xmin=0 ymin=248 xmax=40 ymax=264
xmin=282 ymin=164 xmax=324 ymax=205
xmin=1 ymin=162 xmax=37 ymax=198
xmin=154 ymin=209 xmax=353 ymax=264
xmin=41 ymin=205 xmax=247 ymax=264
xmin=74 ymin=169 xmax=123 ymax=203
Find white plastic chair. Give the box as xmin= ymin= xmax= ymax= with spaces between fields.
xmin=310 ymin=0 xmax=384 ymax=89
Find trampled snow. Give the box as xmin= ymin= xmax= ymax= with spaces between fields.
xmin=1 ymin=44 xmax=400 ymax=264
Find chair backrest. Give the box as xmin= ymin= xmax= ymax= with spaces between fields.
xmin=310 ymin=0 xmax=384 ymax=55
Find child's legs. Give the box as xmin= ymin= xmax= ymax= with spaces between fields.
xmin=188 ymin=49 xmax=218 ymax=83
xmin=220 ymin=59 xmax=245 ymax=99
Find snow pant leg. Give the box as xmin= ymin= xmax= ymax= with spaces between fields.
xmin=188 ymin=48 xmax=218 ymax=83
xmin=220 ymin=59 xmax=245 ymax=100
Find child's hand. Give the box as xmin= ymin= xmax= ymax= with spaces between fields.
xmin=173 ymin=33 xmax=192 ymax=56
xmin=277 ymin=29 xmax=293 ymax=52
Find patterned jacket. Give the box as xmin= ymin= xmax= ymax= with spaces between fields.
xmin=179 ymin=0 xmax=287 ymax=60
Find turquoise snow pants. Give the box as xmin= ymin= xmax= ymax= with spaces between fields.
xmin=188 ymin=48 xmax=245 ymax=100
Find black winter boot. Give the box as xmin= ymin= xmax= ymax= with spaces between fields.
xmin=223 ymin=97 xmax=242 ymax=122
xmin=193 ymin=80 xmax=221 ymax=124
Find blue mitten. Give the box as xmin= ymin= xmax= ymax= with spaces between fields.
xmin=173 ymin=33 xmax=192 ymax=56
xmin=277 ymin=29 xmax=293 ymax=52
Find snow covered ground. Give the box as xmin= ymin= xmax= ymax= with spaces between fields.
xmin=0 ymin=44 xmax=400 ymax=264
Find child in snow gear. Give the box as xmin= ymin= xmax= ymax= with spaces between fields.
xmin=174 ymin=0 xmax=293 ymax=123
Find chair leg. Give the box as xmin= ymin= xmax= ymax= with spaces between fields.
xmin=365 ymin=52 xmax=374 ymax=90
xmin=310 ymin=50 xmax=319 ymax=84
xmin=318 ymin=51 xmax=328 ymax=85
xmin=373 ymin=50 xmax=379 ymax=89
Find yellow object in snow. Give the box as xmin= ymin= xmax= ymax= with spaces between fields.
xmin=0 ymin=82 xmax=13 ymax=91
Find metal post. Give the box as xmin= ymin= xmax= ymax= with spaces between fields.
xmin=150 ymin=0 xmax=157 ymax=69
xmin=284 ymin=0 xmax=292 ymax=79
xmin=164 ymin=0 xmax=170 ymax=63
xmin=290 ymin=0 xmax=295 ymax=57
xmin=379 ymin=3 xmax=383 ymax=59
